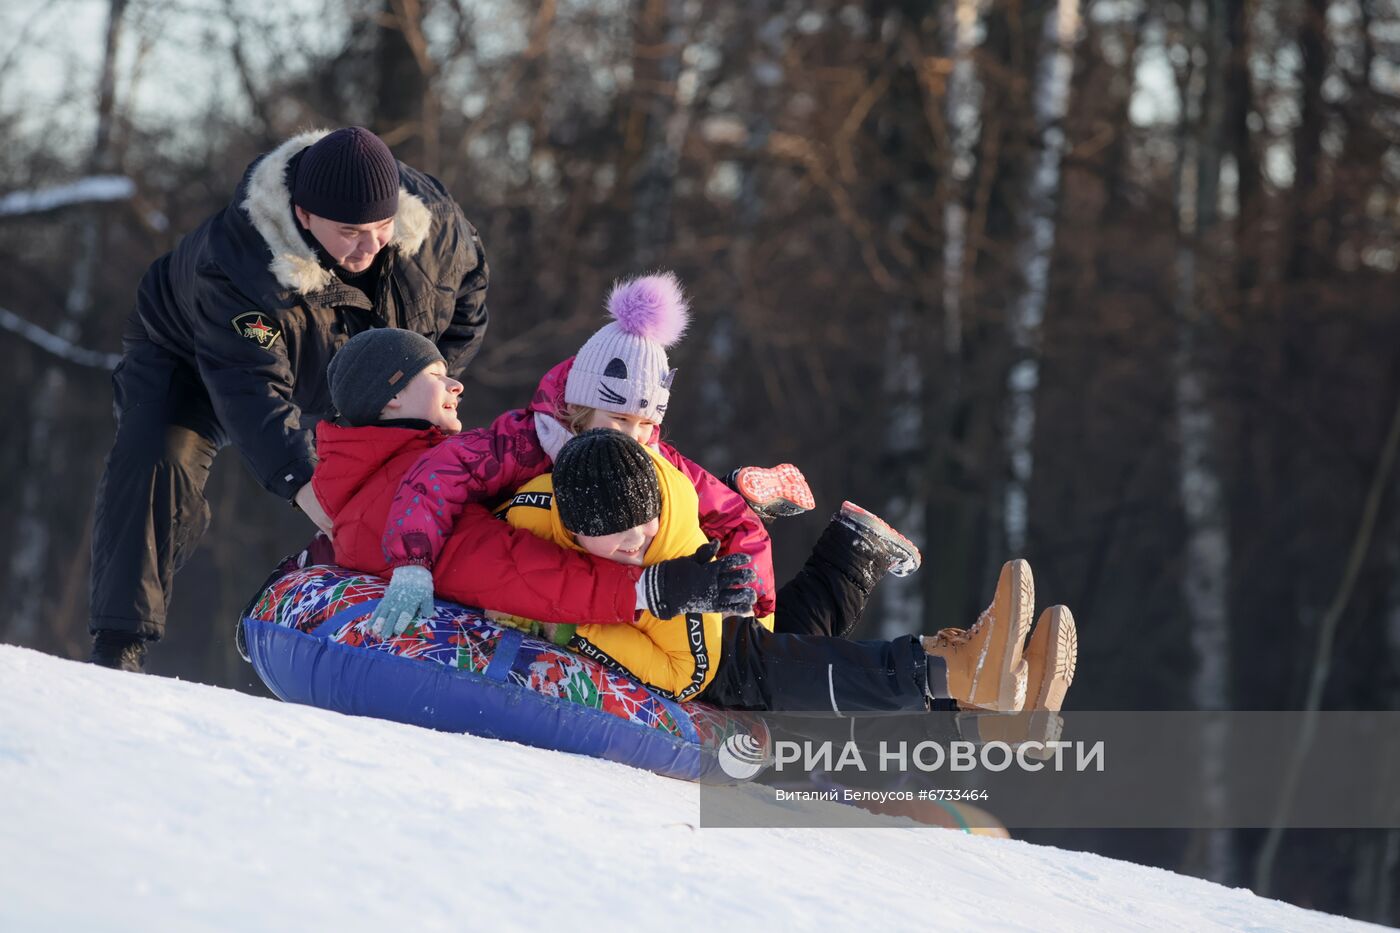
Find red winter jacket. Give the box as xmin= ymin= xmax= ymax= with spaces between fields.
xmin=312 ymin=420 xmax=641 ymax=624
xmin=378 ymin=358 xmax=778 ymax=616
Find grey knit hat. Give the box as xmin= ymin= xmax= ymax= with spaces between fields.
xmin=292 ymin=127 xmax=400 ymax=224
xmin=328 ymin=328 xmax=444 ymax=426
xmin=565 ymin=273 xmax=689 ymax=423
xmin=553 ymin=429 xmax=662 ymax=537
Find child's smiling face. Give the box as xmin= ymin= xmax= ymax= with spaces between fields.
xmin=573 ymin=517 xmax=661 ymax=566
xmin=383 ymin=361 xmax=463 ymax=431
xmin=583 ymin=408 xmax=657 ymax=446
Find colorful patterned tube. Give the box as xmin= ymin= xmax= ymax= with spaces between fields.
xmin=241 ymin=566 xmax=770 ymax=784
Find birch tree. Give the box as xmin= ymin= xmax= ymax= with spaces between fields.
xmin=1003 ymin=0 xmax=1080 ymax=555
xmin=1172 ymin=0 xmax=1233 ymax=884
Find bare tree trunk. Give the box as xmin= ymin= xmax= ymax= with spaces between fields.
xmin=1252 ymin=0 xmax=1336 ymax=895
xmin=922 ymin=0 xmax=995 ymax=633
xmin=621 ymin=0 xmax=692 ymax=268
xmin=961 ymin=0 xmax=1050 ymax=604
xmin=7 ymin=0 xmax=127 ymax=646
xmin=700 ymin=2 xmax=781 ymax=476
xmin=1003 ymin=0 xmax=1080 ymax=555
xmin=376 ymin=0 xmax=438 ymax=173
xmin=1224 ymin=0 xmax=1260 ymax=298
xmin=1174 ymin=0 xmax=1233 ymax=885
xmin=871 ymin=1 xmax=956 ymax=636
xmin=1285 ymin=0 xmax=1329 ymax=284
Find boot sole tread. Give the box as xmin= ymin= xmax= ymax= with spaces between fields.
xmin=738 ymin=464 xmax=816 ymax=512
xmin=1031 ymin=606 xmax=1078 ymax=712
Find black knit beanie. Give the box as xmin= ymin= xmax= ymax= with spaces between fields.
xmin=292 ymin=127 xmax=400 ymax=224
xmin=553 ymin=429 xmax=662 ymax=537
xmin=328 ymin=328 xmax=445 ymax=426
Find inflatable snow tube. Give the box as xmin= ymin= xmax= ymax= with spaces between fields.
xmin=241 ymin=566 xmax=770 ymax=784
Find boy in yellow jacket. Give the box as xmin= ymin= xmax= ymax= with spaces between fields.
xmin=498 ymin=427 xmax=728 ymax=700
xmin=501 ymin=429 xmax=1074 ymax=714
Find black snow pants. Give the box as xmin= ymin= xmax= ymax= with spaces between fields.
xmin=699 ymin=616 xmax=945 ymax=714
xmin=771 ymin=517 xmax=886 ymax=638
xmin=699 ymin=513 xmax=955 ymax=714
xmin=89 ymin=317 xmax=229 ymax=640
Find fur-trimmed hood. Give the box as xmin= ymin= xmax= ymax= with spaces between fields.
xmin=240 ymin=129 xmax=433 ymax=295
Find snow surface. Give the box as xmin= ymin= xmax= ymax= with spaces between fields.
xmin=0 ymin=644 xmax=1382 ymax=933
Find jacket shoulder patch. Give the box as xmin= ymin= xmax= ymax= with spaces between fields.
xmin=232 ymin=311 xmax=282 ymax=348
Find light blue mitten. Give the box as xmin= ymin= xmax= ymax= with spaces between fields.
xmin=370 ymin=565 xmax=435 ymax=637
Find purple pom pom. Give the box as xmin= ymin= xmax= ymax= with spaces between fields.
xmin=605 ymin=272 xmax=690 ymax=347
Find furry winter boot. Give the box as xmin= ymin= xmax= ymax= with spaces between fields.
xmin=727 ymin=463 xmax=815 ymax=520
xmin=922 ymin=559 xmax=1034 ymax=711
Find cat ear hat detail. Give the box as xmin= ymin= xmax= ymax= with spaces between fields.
xmin=564 ymin=272 xmax=690 ymax=424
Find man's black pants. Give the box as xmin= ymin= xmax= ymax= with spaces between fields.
xmin=90 ymin=320 xmax=228 ymax=640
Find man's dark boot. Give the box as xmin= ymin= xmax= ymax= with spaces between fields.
xmin=90 ymin=631 xmax=149 ymax=673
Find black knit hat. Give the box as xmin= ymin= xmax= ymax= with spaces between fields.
xmin=553 ymin=429 xmax=662 ymax=537
xmin=328 ymin=328 xmax=444 ymax=426
xmin=292 ymin=127 xmax=400 ymax=224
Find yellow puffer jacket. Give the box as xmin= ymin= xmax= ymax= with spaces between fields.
xmin=496 ymin=446 xmax=728 ymax=701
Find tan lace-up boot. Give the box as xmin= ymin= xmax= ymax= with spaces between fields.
xmin=1024 ymin=606 xmax=1077 ymax=712
xmin=931 ymin=603 xmax=1078 ymax=712
xmin=922 ymin=559 xmax=1034 ymax=711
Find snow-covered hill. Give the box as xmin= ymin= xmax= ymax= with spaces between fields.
xmin=0 ymin=645 xmax=1381 ymax=932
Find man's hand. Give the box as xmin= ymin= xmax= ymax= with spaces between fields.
xmin=294 ymin=482 xmax=333 ymax=536
xmin=639 ymin=541 xmax=758 ymax=619
xmin=369 ymin=565 xmax=435 ymax=638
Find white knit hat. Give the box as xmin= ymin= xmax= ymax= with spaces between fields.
xmin=565 ymin=272 xmax=689 ymax=423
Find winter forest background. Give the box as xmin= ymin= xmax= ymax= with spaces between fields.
xmin=1 ymin=0 xmax=1397 ymax=924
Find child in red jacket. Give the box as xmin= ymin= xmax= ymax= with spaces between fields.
xmin=314 ymin=328 xmax=758 ymax=629
xmin=366 ymin=272 xmax=922 ymax=639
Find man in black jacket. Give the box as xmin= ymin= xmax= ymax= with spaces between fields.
xmin=90 ymin=127 xmax=489 ymax=672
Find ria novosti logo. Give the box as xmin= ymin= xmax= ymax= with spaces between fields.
xmin=718 ymin=732 xmax=768 ymax=780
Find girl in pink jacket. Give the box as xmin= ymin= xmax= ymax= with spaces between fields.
xmin=369 ymin=273 xmax=917 ymax=636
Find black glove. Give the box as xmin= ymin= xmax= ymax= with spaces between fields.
xmin=640 ymin=541 xmax=759 ymax=619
